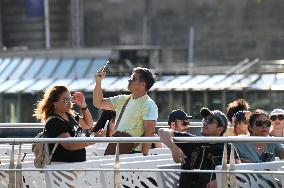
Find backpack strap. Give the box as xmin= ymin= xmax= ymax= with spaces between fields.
xmin=43 ymin=115 xmax=65 ymax=162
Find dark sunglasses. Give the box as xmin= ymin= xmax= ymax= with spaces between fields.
xmin=129 ymin=76 xmax=139 ymax=82
xmin=254 ymin=120 xmax=271 ymax=128
xmin=202 ymin=117 xmax=218 ymax=125
xmin=270 ymin=115 xmax=284 ymax=121
xmin=175 ymin=120 xmax=190 ymax=126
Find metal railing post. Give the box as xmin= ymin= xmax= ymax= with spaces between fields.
xmin=114 ymin=143 xmax=121 ymax=188
xmin=8 ymin=143 xmax=15 ymax=188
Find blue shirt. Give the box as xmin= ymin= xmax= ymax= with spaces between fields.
xmin=234 ymin=142 xmax=284 ymax=163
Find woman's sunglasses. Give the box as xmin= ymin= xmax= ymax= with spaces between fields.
xmin=270 ymin=115 xmax=284 ymax=121
xmin=254 ymin=120 xmax=271 ymax=128
xmin=62 ymin=96 xmax=75 ymax=104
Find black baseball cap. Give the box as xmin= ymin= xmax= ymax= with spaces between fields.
xmin=168 ymin=109 xmax=192 ymax=125
xmin=200 ymin=107 xmax=228 ymax=128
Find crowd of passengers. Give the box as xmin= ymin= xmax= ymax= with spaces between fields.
xmin=33 ymin=66 xmax=284 ymax=188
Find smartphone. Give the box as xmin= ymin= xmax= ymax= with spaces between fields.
xmin=234 ymin=110 xmax=251 ymax=123
xmin=103 ymin=120 xmax=109 ymax=131
xmin=235 ymin=111 xmax=246 ymax=123
xmin=103 ymin=60 xmax=110 ymax=71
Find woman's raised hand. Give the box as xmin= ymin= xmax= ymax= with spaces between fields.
xmin=73 ymin=92 xmax=87 ymax=108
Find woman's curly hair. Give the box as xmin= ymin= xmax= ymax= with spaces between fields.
xmin=33 ymin=85 xmax=72 ymax=122
xmin=226 ymin=99 xmax=250 ymax=123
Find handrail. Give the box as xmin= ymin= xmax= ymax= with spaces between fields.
xmin=0 ymin=136 xmax=284 ymax=144
xmin=2 ymin=168 xmax=284 ymax=175
xmin=1 ymin=136 xmax=284 ymax=187
xmin=0 ymin=122 xmax=203 ymax=128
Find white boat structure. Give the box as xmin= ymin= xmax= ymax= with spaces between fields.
xmin=1 ymin=124 xmax=284 ymax=188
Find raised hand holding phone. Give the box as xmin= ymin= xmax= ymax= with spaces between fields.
xmin=96 ymin=60 xmax=110 ymax=81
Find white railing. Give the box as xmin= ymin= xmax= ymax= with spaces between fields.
xmin=1 ymin=136 xmax=284 ymax=144
xmin=1 ymin=126 xmax=284 ymax=187
xmin=0 ymin=122 xmax=203 ymax=128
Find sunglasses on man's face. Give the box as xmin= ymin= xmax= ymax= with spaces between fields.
xmin=254 ymin=120 xmax=271 ymax=128
xmin=129 ymin=76 xmax=140 ymax=82
xmin=62 ymin=96 xmax=75 ymax=104
xmin=202 ymin=117 xmax=218 ymax=125
xmin=178 ymin=120 xmax=190 ymax=126
xmin=270 ymin=115 xmax=284 ymax=121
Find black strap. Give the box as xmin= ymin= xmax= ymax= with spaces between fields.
xmin=114 ymin=95 xmax=131 ymax=131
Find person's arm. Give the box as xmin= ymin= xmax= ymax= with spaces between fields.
xmin=93 ymin=69 xmax=114 ymax=110
xmin=57 ymin=129 xmax=106 ymax=150
xmin=73 ymin=92 xmax=93 ymax=129
xmin=57 ymin=132 xmax=92 ymax=150
xmin=78 ymin=108 xmax=93 ymax=129
xmin=240 ymin=158 xmax=252 ymax=163
xmin=206 ymin=179 xmax=217 ymax=188
xmin=153 ymin=133 xmax=163 ymax=148
xmin=235 ymin=159 xmax=241 ymax=164
xmin=273 ymin=143 xmax=284 ymax=159
xmin=141 ymin=120 xmax=156 ymax=155
xmin=158 ymin=128 xmax=186 ymax=164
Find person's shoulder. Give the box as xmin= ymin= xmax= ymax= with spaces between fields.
xmin=233 ymin=142 xmax=250 ymax=151
xmin=110 ymin=94 xmax=129 ymax=102
xmin=270 ymin=142 xmax=284 ymax=149
xmin=45 ymin=116 xmax=65 ymax=127
xmin=117 ymin=94 xmax=129 ymax=99
xmin=144 ymin=94 xmax=156 ymax=102
xmin=141 ymin=95 xmax=157 ymax=107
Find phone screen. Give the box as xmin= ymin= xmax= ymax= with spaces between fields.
xmin=103 ymin=120 xmax=109 ymax=131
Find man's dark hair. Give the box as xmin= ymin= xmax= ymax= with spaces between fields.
xmin=133 ymin=67 xmax=156 ymax=91
xmin=226 ymin=99 xmax=250 ymax=123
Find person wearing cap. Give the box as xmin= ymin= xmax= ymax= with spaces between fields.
xmin=168 ymin=109 xmax=192 ymax=132
xmin=269 ymin=108 xmax=284 ymax=137
xmin=159 ymin=107 xmax=240 ymax=188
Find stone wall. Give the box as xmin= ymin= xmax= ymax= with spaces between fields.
xmin=1 ymin=0 xmax=70 ymax=49
xmin=84 ymin=0 xmax=284 ymax=62
xmin=1 ymin=0 xmax=284 ymax=62
xmin=0 ymin=1 xmax=2 ymax=48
